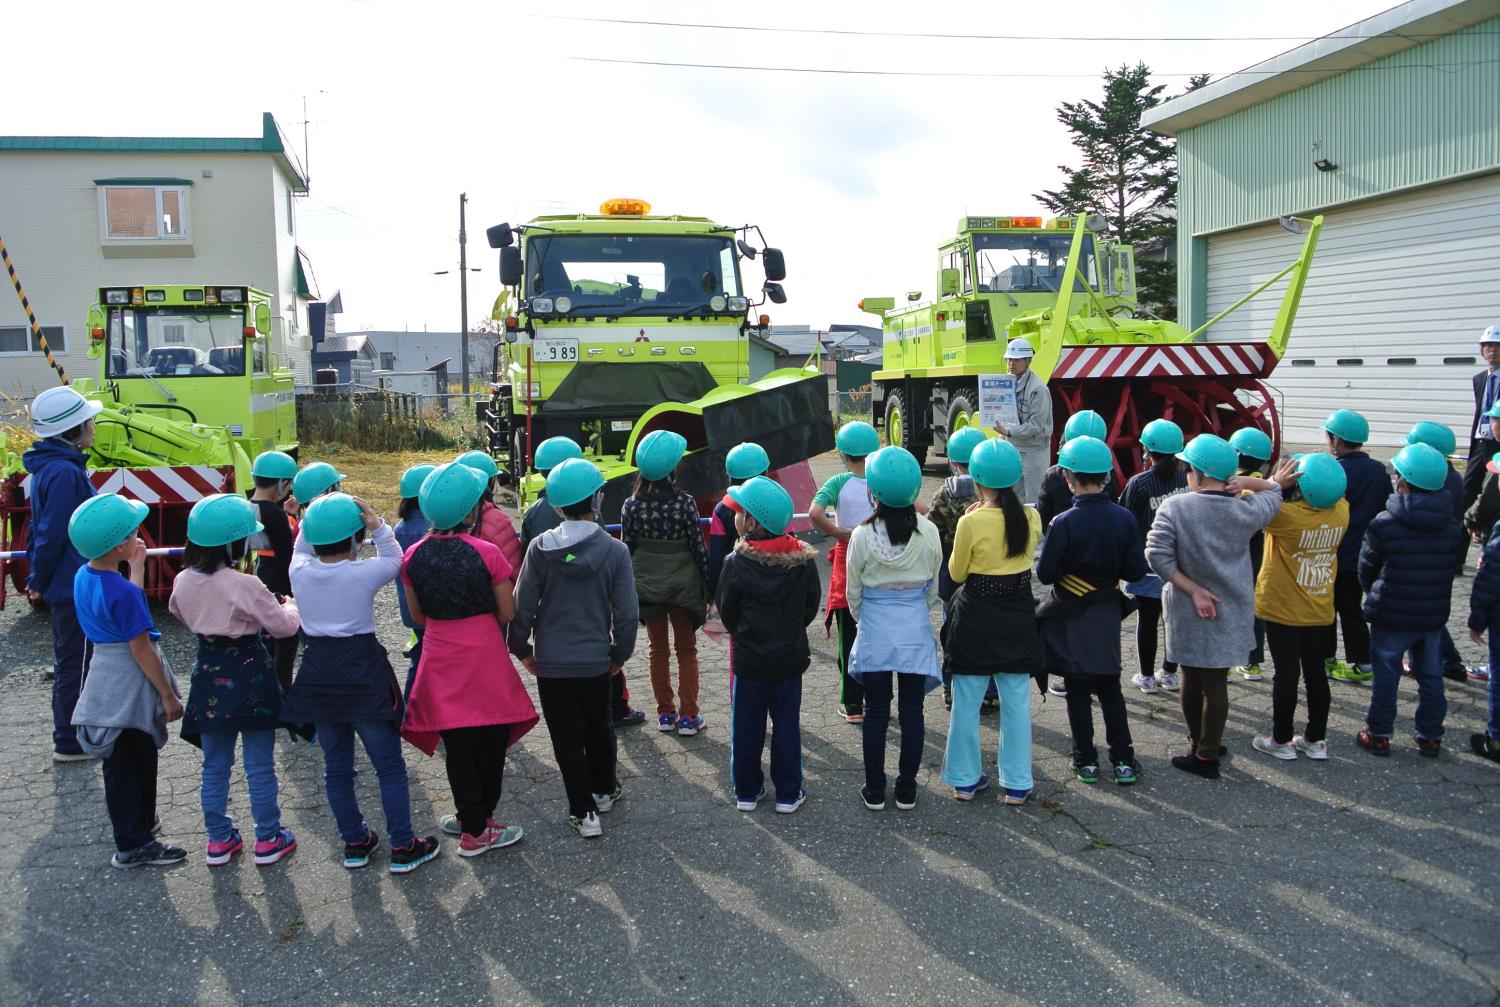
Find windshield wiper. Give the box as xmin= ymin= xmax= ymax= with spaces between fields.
xmin=126 ymin=369 xmax=179 ymax=403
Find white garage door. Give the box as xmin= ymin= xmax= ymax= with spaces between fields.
xmin=1203 ymin=172 xmax=1500 ymax=450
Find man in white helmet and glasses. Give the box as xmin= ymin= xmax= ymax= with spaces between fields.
xmin=1465 ymin=324 xmax=1500 ymax=515
xmin=23 ymin=386 xmax=104 ymax=763
xmin=991 ymin=338 xmax=1053 ymax=505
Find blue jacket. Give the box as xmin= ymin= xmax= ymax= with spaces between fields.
xmin=1036 ymin=493 xmax=1148 ymax=596
xmin=22 ymin=438 xmax=95 ymax=606
xmin=1337 ymin=452 xmax=1393 ymax=568
xmin=1469 ymin=524 xmax=1500 ymax=632
xmin=1358 ymin=490 xmax=1466 ymax=632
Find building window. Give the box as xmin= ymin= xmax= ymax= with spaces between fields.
xmin=100 ymin=186 xmax=190 ymax=240
xmin=286 ymin=187 xmax=295 ymax=236
xmin=0 ymin=324 xmax=67 ymax=356
xmin=380 ymin=352 xmax=396 ymax=370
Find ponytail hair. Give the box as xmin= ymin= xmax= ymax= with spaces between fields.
xmin=1149 ymin=451 xmax=1180 ymax=475
xmin=996 ymin=487 xmax=1030 ymax=558
xmin=866 ymin=502 xmax=918 ymax=547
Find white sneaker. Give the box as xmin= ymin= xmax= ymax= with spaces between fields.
xmin=774 ymin=789 xmax=807 ymax=814
xmin=1252 ymin=735 xmax=1297 ymax=761
xmin=569 ymin=812 xmax=602 ymax=838
xmin=1293 ymin=736 xmax=1329 ymax=760
xmin=592 ymin=785 xmax=623 ymax=814
xmin=1131 ymin=673 xmax=1159 ymax=694
xmin=1047 ymin=679 xmax=1068 ymax=697
xmin=1158 ymin=672 xmax=1180 ymax=692
xmin=438 ymin=815 xmax=462 ymax=836
xmin=735 ymin=787 xmax=766 ymax=813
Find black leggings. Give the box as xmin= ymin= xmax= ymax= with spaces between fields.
xmin=440 ymin=724 xmax=511 ymax=837
xmin=1266 ymin=622 xmax=1331 ymax=744
xmin=1135 ymin=597 xmax=1178 ymax=678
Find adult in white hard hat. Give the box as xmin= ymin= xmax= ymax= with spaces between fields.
xmin=992 ymin=338 xmax=1053 ymax=505
xmin=24 ymin=385 xmax=104 ymax=762
xmin=1464 ymin=323 xmax=1500 ymax=514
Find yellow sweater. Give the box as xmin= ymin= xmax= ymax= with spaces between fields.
xmin=1255 ymin=498 xmax=1350 ymax=626
xmin=949 ymin=506 xmax=1041 ymax=581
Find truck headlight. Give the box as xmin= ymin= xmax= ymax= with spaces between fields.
xmin=530 ymin=297 xmax=554 ymax=314
xmin=728 ymin=296 xmax=748 ymax=312
xmin=709 ymin=294 xmax=727 ymax=312
xmin=555 ymin=296 xmax=573 ymax=314
xmin=104 ymin=289 xmax=130 ymax=305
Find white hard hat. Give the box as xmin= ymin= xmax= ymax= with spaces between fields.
xmin=1004 ymin=338 xmax=1035 ymax=360
xmin=1482 ymin=324 xmax=1500 ymax=345
xmin=30 ymin=386 xmax=103 ymax=438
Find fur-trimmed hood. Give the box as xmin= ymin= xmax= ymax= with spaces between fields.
xmin=733 ymin=535 xmax=817 ymax=568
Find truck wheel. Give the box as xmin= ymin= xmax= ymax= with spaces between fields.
xmin=884 ymin=390 xmax=928 ymax=468
xmin=945 ymin=387 xmax=979 ymax=454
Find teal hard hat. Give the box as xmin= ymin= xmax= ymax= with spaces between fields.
xmin=1058 ymin=435 xmax=1113 ymax=475
xmin=1295 ymin=453 xmax=1348 ymax=509
xmin=547 ymin=457 xmax=606 ymax=509
xmin=835 ymin=421 xmax=879 ymax=458
xmin=292 ymin=461 xmax=346 ymax=503
xmin=1178 ymin=434 xmax=1239 ymax=482
xmin=1228 ymin=427 xmax=1273 ymax=462
xmin=250 ymin=450 xmax=298 ymax=481
xmin=726 ymin=442 xmax=771 ymax=481
xmin=534 ymin=436 xmax=583 ymax=473
xmin=399 ymin=463 xmax=437 ymax=500
xmin=1140 ymin=418 xmax=1185 ymax=455
xmin=635 ymin=429 xmax=688 ymax=482
xmin=1322 ymin=408 xmax=1370 ymax=445
xmin=1391 ymin=442 xmax=1448 ymax=492
xmin=969 ymin=437 xmax=1023 ymax=490
xmin=300 ymin=493 xmax=365 ymax=547
xmin=864 ymin=446 xmax=923 ymax=506
xmin=1405 ymin=421 xmax=1456 ymax=458
xmin=187 ymin=493 xmax=263 ymax=548
xmin=1061 ymin=410 xmax=1107 ymax=444
xmin=67 ymin=494 xmax=149 ymax=561
xmin=946 ymin=427 xmax=988 ymax=465
xmin=726 ymin=476 xmax=794 ymax=536
xmin=418 ymin=462 xmax=488 ymax=531
xmin=455 ymin=449 xmax=502 ymax=481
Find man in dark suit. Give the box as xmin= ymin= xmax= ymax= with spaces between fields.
xmin=1463 ymin=325 xmax=1500 ymax=514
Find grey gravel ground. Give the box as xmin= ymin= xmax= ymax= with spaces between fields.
xmin=1 ymin=454 xmax=1497 ymax=1006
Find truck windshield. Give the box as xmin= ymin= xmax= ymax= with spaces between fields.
xmin=524 ymin=234 xmax=740 ymax=314
xmin=973 ymin=233 xmax=1099 ymax=294
xmin=107 ymin=309 xmax=246 ymax=378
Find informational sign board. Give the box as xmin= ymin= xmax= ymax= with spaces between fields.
xmin=978 ymin=374 xmax=1019 ymax=431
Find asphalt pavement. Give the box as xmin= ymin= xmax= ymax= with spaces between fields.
xmin=0 ymin=457 xmax=1496 ymax=1005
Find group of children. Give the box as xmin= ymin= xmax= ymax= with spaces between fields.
xmin=22 ymin=381 xmax=1496 ymax=873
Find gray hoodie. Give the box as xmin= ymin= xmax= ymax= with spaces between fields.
xmin=510 ymin=521 xmax=639 ymax=677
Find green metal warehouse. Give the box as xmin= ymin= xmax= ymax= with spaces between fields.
xmin=1143 ymin=0 xmax=1500 ymax=448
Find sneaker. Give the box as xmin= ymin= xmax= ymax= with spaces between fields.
xmin=677 ymin=715 xmax=705 ymax=737
xmin=980 ymin=697 xmax=1000 ymax=715
xmin=1113 ymin=760 xmax=1141 ymax=786
xmin=1356 ymin=730 xmax=1391 ymax=757
xmin=1236 ymin=664 xmax=1264 ymax=682
xmin=1170 ymin=755 xmax=1221 ymax=779
xmin=657 ymin=712 xmax=679 ymax=733
xmin=1416 ymin=737 xmax=1442 ymax=759
xmin=569 ymin=812 xmax=603 ymax=838
xmin=389 ymin=836 xmax=441 ymax=873
xmin=1469 ymin=733 xmax=1500 ymax=763
xmin=343 ymin=830 xmax=381 ymax=869
xmin=1047 ymin=679 xmax=1068 ymax=698
xmin=1073 ymin=762 xmax=1100 ymax=784
xmin=861 ymin=786 xmax=886 ymax=811
xmin=839 ymin=704 xmax=865 ymax=724
xmin=593 ymin=783 xmax=623 ymax=814
xmin=253 ymin=827 xmax=298 ymax=866
xmin=894 ymin=786 xmax=918 ymax=810
xmin=111 ymin=841 xmax=188 ymax=870
xmin=1158 ymin=672 xmax=1180 ymax=692
xmin=52 ymin=749 xmax=90 ymax=763
xmin=1003 ymin=787 xmax=1033 ymax=806
xmin=152 ymin=814 xmax=163 ymax=836
xmin=1131 ymin=673 xmax=1159 ymax=695
xmin=1293 ymin=736 xmax=1329 ymax=761
xmin=439 ymin=815 xmax=463 ymax=836
xmin=953 ymin=773 xmax=990 ymax=801
xmin=774 ymin=789 xmax=807 ymax=814
xmin=1330 ymin=662 xmax=1371 ymax=685
xmin=1469 ymin=664 xmax=1491 ymax=682
xmin=459 ymin=821 xmax=523 ymax=857
xmin=736 ymin=787 xmax=767 ymax=812
xmin=1252 ymin=736 xmax=1297 ymax=761
xmin=205 ymin=830 xmax=243 ymax=867
xmin=614 ymin=708 xmax=647 ymax=726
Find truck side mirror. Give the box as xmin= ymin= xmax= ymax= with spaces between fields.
xmin=499 ymin=247 xmax=522 ymax=287
xmin=762 ymin=247 xmax=786 ymax=282
xmin=763 ymin=282 xmax=787 ymax=305
xmin=736 ymin=239 xmax=757 ymax=260
xmin=486 ymin=223 xmax=514 ymax=249
xmin=940 ymin=267 xmax=960 ymax=295
xmin=254 ymin=303 xmax=272 ymax=336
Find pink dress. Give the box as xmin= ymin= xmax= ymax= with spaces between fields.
xmin=476 ymin=501 xmax=525 ymax=574
xmin=399 ymin=533 xmax=538 ymax=756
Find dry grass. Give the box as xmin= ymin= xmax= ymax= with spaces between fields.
xmin=308 ymin=443 xmax=519 ymax=521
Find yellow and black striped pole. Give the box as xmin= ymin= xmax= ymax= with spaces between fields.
xmin=0 ymin=234 xmax=67 ymax=385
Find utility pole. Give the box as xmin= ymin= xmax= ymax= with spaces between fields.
xmin=459 ymin=192 xmax=470 ymax=396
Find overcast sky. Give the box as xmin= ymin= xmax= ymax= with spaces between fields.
xmin=10 ymin=0 xmax=1388 ymax=333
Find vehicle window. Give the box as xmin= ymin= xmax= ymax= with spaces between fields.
xmin=524 ymin=234 xmax=742 ymax=314
xmin=974 ymin=233 xmax=1098 ymax=294
xmin=107 ymin=310 xmax=246 ymax=377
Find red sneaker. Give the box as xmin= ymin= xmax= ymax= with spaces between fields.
xmin=1356 ymin=731 xmax=1390 ymax=757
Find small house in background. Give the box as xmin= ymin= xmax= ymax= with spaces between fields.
xmin=311 ymin=332 xmax=378 ymax=385
xmin=374 ymin=358 xmax=452 ymax=406
xmin=358 ymin=330 xmax=492 ymax=383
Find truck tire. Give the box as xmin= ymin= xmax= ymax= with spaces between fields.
xmin=945 ymin=387 xmax=979 ymax=456
xmin=884 ymin=389 xmax=928 ymax=469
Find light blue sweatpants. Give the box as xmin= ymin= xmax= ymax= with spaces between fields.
xmin=941 ymin=673 xmax=1033 ymax=791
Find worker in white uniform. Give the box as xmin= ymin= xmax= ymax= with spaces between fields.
xmin=992 ymin=337 xmax=1053 ymax=505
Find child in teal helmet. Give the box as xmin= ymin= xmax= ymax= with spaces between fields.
xmin=394 ymin=464 xmax=436 ymax=700
xmin=1037 ymin=410 xmax=1119 ymax=533
xmin=520 ymin=436 xmax=585 ymax=553
xmin=1119 ymin=418 xmax=1190 ymax=697
xmin=810 ymin=421 xmax=880 ymax=724
xmin=248 ymin=451 xmax=301 ymax=692
xmin=1402 ymin=422 xmax=1474 ymax=682
xmin=926 ymin=425 xmax=993 ymax=712
xmin=1229 ymin=427 xmax=1275 ymax=682
xmin=66 ymin=494 xmax=187 ymax=869
xmin=1322 ymin=409 xmax=1392 ymax=684
xmin=708 ymin=441 xmax=771 ymax=601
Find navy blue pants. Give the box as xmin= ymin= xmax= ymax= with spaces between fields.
xmin=102 ymin=728 xmax=158 ymax=853
xmin=51 ymin=602 xmax=90 ymax=755
xmin=730 ymin=674 xmax=803 ymax=803
xmin=860 ymin=671 xmax=925 ymax=795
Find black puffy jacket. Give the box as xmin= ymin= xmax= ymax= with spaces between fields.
xmin=1359 ymin=490 xmax=1467 ymax=632
xmin=716 ymin=536 xmax=822 ymax=682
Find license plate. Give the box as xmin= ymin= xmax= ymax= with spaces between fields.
xmin=610 ymin=420 xmax=633 ymax=432
xmin=533 ymin=338 xmax=578 ymax=363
